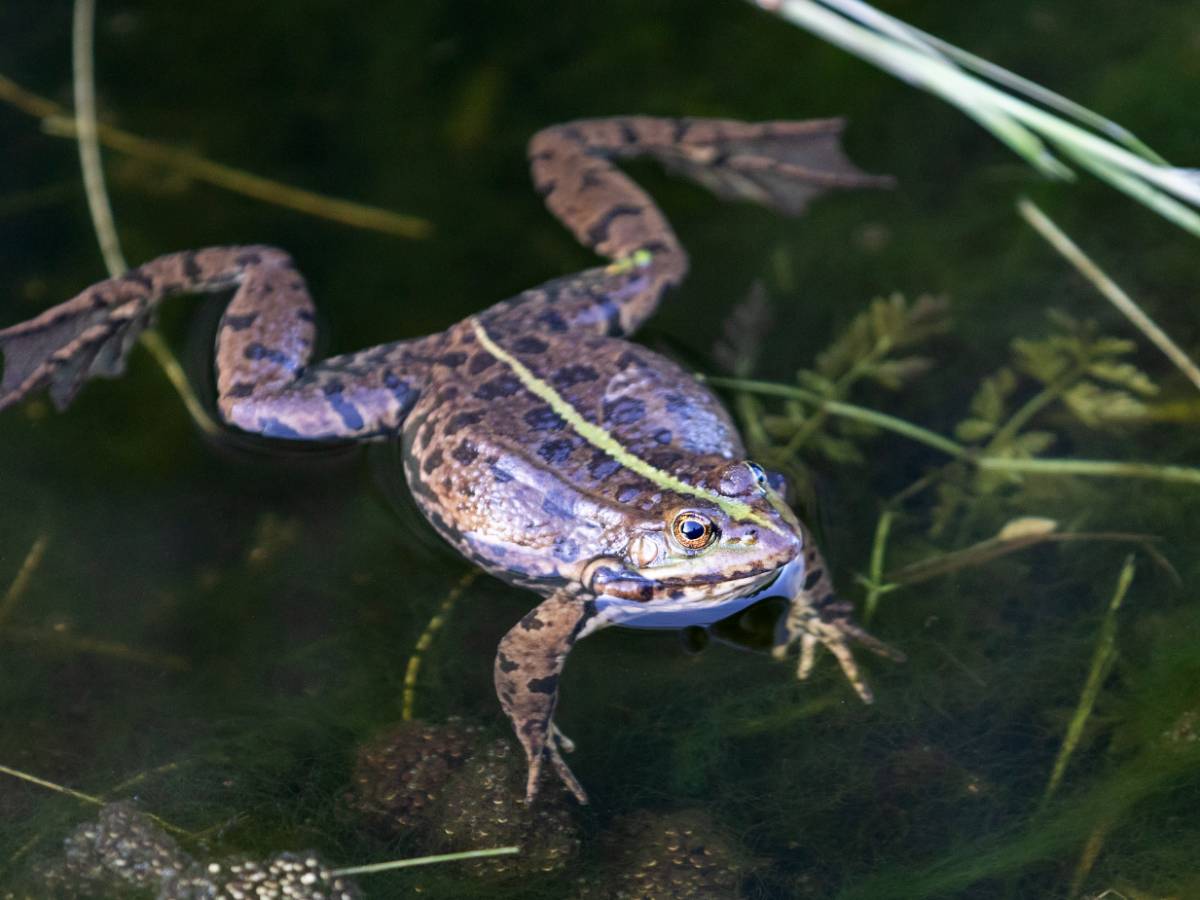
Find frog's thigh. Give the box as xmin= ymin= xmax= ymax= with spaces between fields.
xmin=494 ymin=591 xmax=599 ymax=804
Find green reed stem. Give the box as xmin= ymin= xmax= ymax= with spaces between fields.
xmin=704 ymin=375 xmax=1200 ymax=487
xmin=1043 ymin=556 xmax=1136 ymax=805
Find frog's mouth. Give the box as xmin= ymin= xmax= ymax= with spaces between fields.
xmin=584 ymin=555 xmax=791 ymax=605
xmin=587 ymin=558 xmax=805 ymax=631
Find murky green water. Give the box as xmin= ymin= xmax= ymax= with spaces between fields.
xmin=2 ymin=1 xmax=1199 ymax=897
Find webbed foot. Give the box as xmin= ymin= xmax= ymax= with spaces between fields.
xmin=654 ymin=118 xmax=894 ymax=216
xmin=772 ymin=595 xmax=904 ymax=703
xmin=0 ymin=286 xmax=151 ymax=411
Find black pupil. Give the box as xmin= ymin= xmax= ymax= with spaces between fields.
xmin=680 ymin=519 xmax=707 ymax=541
xmin=749 ymin=463 xmax=766 ymax=484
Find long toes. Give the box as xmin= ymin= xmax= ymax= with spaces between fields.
xmin=796 ymin=632 xmax=818 ymax=680
xmin=548 ymin=747 xmax=589 ymax=805
xmin=842 ymin=623 xmax=907 ymax=662
xmin=826 ymin=638 xmax=875 ymax=704
xmin=550 ymin=723 xmax=576 ymax=754
xmin=524 ymin=753 xmax=546 ymax=805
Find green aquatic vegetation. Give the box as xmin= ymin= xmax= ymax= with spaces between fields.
xmin=932 ymin=308 xmax=1162 ymax=533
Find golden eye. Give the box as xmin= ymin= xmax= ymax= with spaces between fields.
xmin=672 ymin=512 xmax=717 ymax=550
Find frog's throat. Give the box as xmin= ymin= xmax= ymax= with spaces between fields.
xmin=470 ymin=317 xmax=780 ymax=533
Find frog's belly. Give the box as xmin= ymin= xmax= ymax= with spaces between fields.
xmin=592 ymin=558 xmax=805 ymax=630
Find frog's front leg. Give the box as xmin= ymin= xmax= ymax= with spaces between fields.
xmin=0 ymin=246 xmax=435 ymax=439
xmin=773 ymin=544 xmax=904 ymax=703
xmin=494 ymin=590 xmax=602 ymax=804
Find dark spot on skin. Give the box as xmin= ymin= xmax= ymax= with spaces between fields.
xmin=297 ymin=308 xmax=315 ymax=322
xmin=182 ymin=251 xmax=201 ymax=281
xmin=235 ymin=251 xmax=263 ymax=266
xmin=527 ymin=675 xmax=559 ymax=695
xmin=244 ymin=343 xmax=292 ymax=367
xmin=579 ymin=168 xmax=604 ymax=191
xmin=807 ymin=550 xmax=817 ymax=562
xmin=536 ymin=310 xmax=569 ymax=333
xmin=669 ymin=589 xmax=686 ymax=600
xmin=537 ymin=438 xmax=574 ymax=465
xmin=586 ymin=204 xmax=643 ymax=247
xmin=227 ymin=382 xmax=255 ymax=398
xmin=451 ymin=440 xmax=478 ymax=465
xmin=524 ymin=405 xmax=566 ymax=431
xmin=322 ymin=380 xmax=365 ymax=431
xmin=664 ymin=393 xmax=689 ymax=413
xmin=616 ymin=484 xmax=641 ymax=503
xmin=604 ymin=396 xmax=646 ymax=426
xmin=259 ymin=417 xmax=301 ymax=439
xmin=616 ymin=350 xmax=646 ymax=370
xmin=512 ymin=336 xmax=548 ymax=354
xmin=553 ymin=537 xmax=578 ymax=562
xmin=422 ymin=448 xmax=443 ymax=474
xmin=475 ymin=374 xmax=521 ymax=400
xmin=437 ymin=351 xmax=467 ymax=368
xmin=588 ymin=451 xmax=621 ymax=480
xmin=497 ymin=652 xmax=520 ymax=674
xmin=490 ymin=463 xmax=514 ymax=483
xmin=535 ymin=177 xmax=557 ymax=197
xmin=223 ymin=313 xmax=259 ymax=331
xmin=638 ymin=582 xmax=655 ymax=602
xmin=804 ymin=569 xmax=824 ymax=592
xmin=383 ymin=371 xmax=418 ymax=410
xmin=649 ymin=451 xmax=682 ymax=470
xmin=551 ymin=365 xmax=599 ymax=388
xmin=468 ymin=351 xmax=496 ymax=375
xmin=653 ymin=428 xmax=673 ymax=444
xmin=542 ymin=495 xmax=573 ymax=519
xmin=521 ymin=717 xmax=547 ymax=737
xmin=519 ymin=611 xmax=546 ymax=631
xmin=122 ymin=269 xmax=154 ymax=291
xmin=444 ymin=410 xmax=484 ymax=435
xmin=598 ymin=295 xmax=623 ymax=337
xmin=437 ymin=386 xmax=460 ymax=403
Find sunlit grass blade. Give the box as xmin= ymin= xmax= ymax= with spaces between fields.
xmin=819 ymin=0 xmax=1169 ymax=163
xmin=751 ymin=0 xmax=1200 ymax=234
xmin=1018 ymin=198 xmax=1200 ymax=392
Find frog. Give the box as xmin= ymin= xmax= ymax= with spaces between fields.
xmin=0 ymin=115 xmax=902 ymax=804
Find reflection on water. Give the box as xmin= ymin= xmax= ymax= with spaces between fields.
xmin=2 ymin=1 xmax=1199 ymax=897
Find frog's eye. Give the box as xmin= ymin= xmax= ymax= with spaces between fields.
xmin=746 ymin=461 xmax=768 ymax=488
xmin=672 ymin=512 xmax=717 ymax=550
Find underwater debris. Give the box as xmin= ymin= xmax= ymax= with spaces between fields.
xmin=429 ymin=738 xmax=581 ymax=879
xmin=342 ymin=717 xmax=484 ymax=833
xmin=572 ymin=808 xmax=750 ymax=899
xmin=29 ymin=801 xmax=360 ymax=899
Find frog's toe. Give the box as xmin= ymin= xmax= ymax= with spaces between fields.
xmin=547 ymin=744 xmax=588 ymax=805
xmin=550 ymin=723 xmax=576 ymax=754
xmin=522 ymin=732 xmax=588 ymax=806
xmin=774 ymin=599 xmax=904 ymax=703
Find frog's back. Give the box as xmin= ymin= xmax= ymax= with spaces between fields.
xmin=399 ymin=318 xmax=743 ymax=590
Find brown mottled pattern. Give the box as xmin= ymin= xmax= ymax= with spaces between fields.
xmin=0 ymin=115 xmax=896 ymax=805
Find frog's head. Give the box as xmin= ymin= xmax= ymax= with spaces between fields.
xmin=585 ymin=460 xmax=804 ymax=604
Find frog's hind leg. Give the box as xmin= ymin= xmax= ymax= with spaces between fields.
xmin=520 ymin=117 xmax=891 ymax=337
xmin=494 ymin=590 xmax=602 ymax=804
xmin=0 ymin=246 xmax=434 ymax=440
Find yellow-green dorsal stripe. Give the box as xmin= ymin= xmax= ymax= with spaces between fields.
xmin=470 ymin=317 xmax=772 ymax=528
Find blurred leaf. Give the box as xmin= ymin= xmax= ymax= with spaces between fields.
xmin=1087 ymin=361 xmax=1159 ymax=396
xmin=1063 ymin=382 xmax=1152 ymax=427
